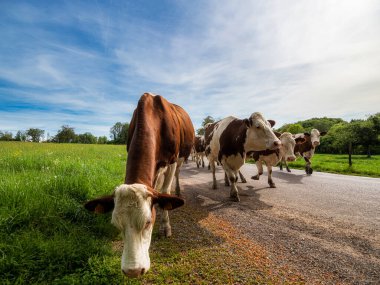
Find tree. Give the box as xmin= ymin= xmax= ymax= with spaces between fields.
xmin=277 ymin=123 xmax=305 ymax=134
xmin=97 ymin=136 xmax=108 ymax=144
xmin=77 ymin=132 xmax=97 ymax=144
xmin=55 ymin=125 xmax=76 ymax=143
xmin=0 ymin=131 xmax=13 ymax=141
xmin=110 ymin=122 xmax=129 ymax=144
xmin=15 ymin=131 xmax=27 ymax=141
xmin=197 ymin=116 xmax=215 ymax=135
xmin=26 ymin=128 xmax=44 ymax=142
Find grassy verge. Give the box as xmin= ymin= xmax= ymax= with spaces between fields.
xmin=281 ymin=154 xmax=380 ymax=178
xmin=1 ymin=142 xmax=304 ymax=284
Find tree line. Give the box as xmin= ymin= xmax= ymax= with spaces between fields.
xmin=0 ymin=122 xmax=130 ymax=145
xmin=196 ymin=113 xmax=380 ymax=157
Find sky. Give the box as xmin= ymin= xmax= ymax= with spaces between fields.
xmin=1 ymin=0 xmax=379 ymax=138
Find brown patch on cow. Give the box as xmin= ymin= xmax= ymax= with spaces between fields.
xmin=125 ymin=93 xmax=194 ymax=187
xmin=218 ymin=119 xmax=248 ymax=162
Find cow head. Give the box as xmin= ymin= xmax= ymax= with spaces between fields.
xmin=309 ymin=129 xmax=327 ymax=148
xmin=244 ymin=112 xmax=281 ymax=151
xmin=84 ymin=184 xmax=184 ymax=278
xmin=280 ymin=132 xmax=305 ymax=161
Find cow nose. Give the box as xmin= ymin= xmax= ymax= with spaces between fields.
xmin=313 ymin=141 xmax=320 ymax=146
xmin=122 ymin=268 xmax=146 ymax=278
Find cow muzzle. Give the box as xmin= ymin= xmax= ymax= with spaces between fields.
xmin=313 ymin=141 xmax=320 ymax=147
xmin=122 ymin=267 xmax=146 ymax=278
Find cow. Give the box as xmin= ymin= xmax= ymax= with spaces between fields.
xmin=84 ymin=93 xmax=194 ymax=278
xmin=279 ymin=129 xmax=327 ymax=174
xmin=206 ymin=113 xmax=281 ymax=201
xmin=193 ymin=135 xmax=206 ymax=168
xmin=247 ymin=132 xmax=306 ymax=187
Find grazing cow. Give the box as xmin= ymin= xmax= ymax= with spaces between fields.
xmin=193 ymin=135 xmax=206 ymax=168
xmin=248 ymin=132 xmax=306 ymax=187
xmin=84 ymin=93 xmax=194 ymax=278
xmin=207 ymin=113 xmax=281 ymax=201
xmin=279 ymin=129 xmax=327 ymax=174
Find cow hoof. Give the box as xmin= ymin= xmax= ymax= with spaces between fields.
xmin=225 ymin=182 xmax=230 ymax=187
xmin=269 ymin=184 xmax=276 ymax=188
xmin=251 ymin=175 xmax=259 ymax=180
xmin=212 ymin=184 xmax=218 ymax=190
xmin=287 ymin=169 xmax=291 ymax=173
xmin=241 ymin=178 xmax=247 ymax=183
xmin=309 ymin=168 xmax=313 ymax=174
xmin=230 ymin=195 xmax=240 ymax=202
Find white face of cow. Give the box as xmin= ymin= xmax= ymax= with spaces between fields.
xmin=279 ymin=132 xmax=297 ymax=161
xmin=111 ymin=184 xmax=154 ymax=277
xmin=245 ymin=112 xmax=281 ymax=151
xmin=310 ymin=129 xmax=324 ymax=147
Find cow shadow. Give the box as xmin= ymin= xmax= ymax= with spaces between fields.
xmin=271 ymin=169 xmax=306 ymax=185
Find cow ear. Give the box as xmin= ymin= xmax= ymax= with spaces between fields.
xmin=268 ymin=120 xmax=276 ymax=127
xmin=274 ymin=131 xmax=282 ymax=138
xmin=153 ymin=193 xmax=184 ymax=210
xmin=304 ymin=132 xmax=310 ymax=137
xmin=84 ymin=195 xmax=114 ymax=214
xmin=244 ymin=119 xmax=251 ymax=127
xmin=295 ymin=137 xmax=306 ymax=144
xmin=320 ymin=131 xmax=327 ymax=136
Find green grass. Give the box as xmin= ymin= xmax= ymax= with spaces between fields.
xmin=0 ymin=142 xmax=126 ymax=284
xmin=281 ymin=154 xmax=380 ymax=178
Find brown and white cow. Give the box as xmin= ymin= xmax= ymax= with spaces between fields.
xmin=249 ymin=132 xmax=305 ymax=187
xmin=84 ymin=93 xmax=194 ymax=278
xmin=279 ymin=129 xmax=327 ymax=174
xmin=207 ymin=113 xmax=281 ymax=201
xmin=193 ymin=135 xmax=206 ymax=168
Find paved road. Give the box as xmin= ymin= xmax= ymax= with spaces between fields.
xmin=179 ymin=160 xmax=380 ymax=284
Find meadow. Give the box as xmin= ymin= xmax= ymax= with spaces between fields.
xmin=1 ymin=142 xmax=379 ymax=284
xmin=282 ymin=153 xmax=380 ymax=178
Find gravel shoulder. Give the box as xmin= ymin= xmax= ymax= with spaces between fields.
xmin=179 ymin=160 xmax=380 ymax=284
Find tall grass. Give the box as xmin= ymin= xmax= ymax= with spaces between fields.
xmin=0 ymin=142 xmax=127 ymax=284
xmin=284 ymin=154 xmax=380 ymax=177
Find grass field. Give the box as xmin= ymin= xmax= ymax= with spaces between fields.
xmin=1 ymin=142 xmax=379 ymax=284
xmin=280 ymin=153 xmax=380 ymax=178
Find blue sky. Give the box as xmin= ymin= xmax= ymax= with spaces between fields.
xmin=1 ymin=0 xmax=379 ymax=138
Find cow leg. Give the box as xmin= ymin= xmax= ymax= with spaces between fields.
xmin=175 ymin=158 xmax=184 ymax=196
xmin=201 ymin=155 xmax=205 ymax=168
xmin=251 ymin=161 xmax=263 ymax=180
xmin=285 ymin=160 xmax=291 ymax=172
xmin=196 ymin=155 xmax=200 ymax=168
xmin=159 ymin=162 xmax=177 ymax=237
xmin=229 ymin=171 xmax=240 ymax=202
xmin=279 ymin=160 xmax=283 ymax=171
xmin=267 ymin=165 xmax=276 ymax=188
xmin=238 ymin=171 xmax=247 ymax=183
xmin=210 ymin=159 xmax=218 ymax=189
xmin=304 ymin=157 xmax=312 ymax=174
xmin=224 ymin=172 xmax=230 ymax=186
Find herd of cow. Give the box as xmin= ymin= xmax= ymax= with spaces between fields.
xmin=84 ymin=93 xmax=326 ymax=278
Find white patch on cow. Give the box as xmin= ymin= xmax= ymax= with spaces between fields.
xmin=244 ymin=112 xmax=280 ymax=152
xmin=111 ymin=184 xmax=154 ymax=275
xmin=310 ymin=129 xmax=322 ymax=147
xmin=279 ymin=132 xmax=297 ymax=162
xmin=222 ymin=153 xmax=244 ymax=171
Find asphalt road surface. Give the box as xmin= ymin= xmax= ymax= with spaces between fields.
xmin=179 ymin=159 xmax=380 ymax=284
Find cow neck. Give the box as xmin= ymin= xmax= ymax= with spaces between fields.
xmin=125 ymin=101 xmax=158 ymax=188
